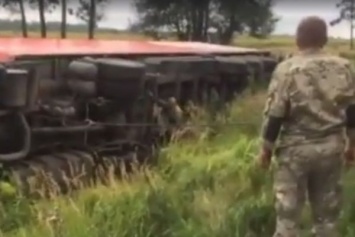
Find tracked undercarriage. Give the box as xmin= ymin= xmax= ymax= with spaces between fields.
xmin=0 ymin=38 xmax=278 ymax=197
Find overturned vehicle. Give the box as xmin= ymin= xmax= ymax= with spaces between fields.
xmin=0 ymin=38 xmax=278 ymax=196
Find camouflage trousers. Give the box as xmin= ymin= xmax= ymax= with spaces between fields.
xmin=272 ymin=140 xmax=344 ymax=237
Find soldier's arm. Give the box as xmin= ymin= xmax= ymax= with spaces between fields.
xmin=146 ymin=91 xmax=169 ymax=107
xmin=260 ymin=63 xmax=291 ymax=151
xmin=343 ymin=62 xmax=355 ymax=147
xmin=345 ymin=105 xmax=355 ymax=146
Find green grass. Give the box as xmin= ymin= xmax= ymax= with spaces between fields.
xmin=1 ymin=90 xmax=355 ymax=237
xmin=0 ymin=90 xmax=269 ymax=237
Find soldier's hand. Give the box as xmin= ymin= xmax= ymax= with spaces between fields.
xmin=257 ymin=148 xmax=272 ymax=170
xmin=344 ymin=146 xmax=355 ymax=167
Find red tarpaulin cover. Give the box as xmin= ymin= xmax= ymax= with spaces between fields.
xmin=0 ymin=38 xmax=262 ymax=62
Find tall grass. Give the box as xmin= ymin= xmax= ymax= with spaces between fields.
xmin=1 ymin=89 xmax=355 ymax=236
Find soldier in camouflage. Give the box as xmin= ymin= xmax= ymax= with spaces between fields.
xmin=152 ymin=96 xmax=184 ymax=138
xmin=257 ymin=16 xmax=355 ymax=236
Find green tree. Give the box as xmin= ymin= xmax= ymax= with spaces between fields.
xmin=68 ymin=0 xmax=109 ymax=39
xmin=60 ymin=0 xmax=66 ymax=38
xmin=132 ymin=0 xmax=211 ymax=41
xmin=131 ymin=0 xmax=278 ymax=44
xmin=2 ymin=0 xmax=28 ymax=37
xmin=2 ymin=0 xmax=59 ymax=38
xmin=331 ymin=0 xmax=355 ymax=49
xmin=29 ymin=0 xmax=59 ymax=38
xmin=244 ymin=0 xmax=279 ymax=39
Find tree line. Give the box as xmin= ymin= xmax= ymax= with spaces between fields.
xmin=130 ymin=0 xmax=279 ymax=44
xmin=0 ymin=19 xmax=118 ymax=32
xmin=331 ymin=0 xmax=355 ymax=48
xmin=1 ymin=0 xmax=109 ymax=39
xmin=0 ymin=0 xmax=353 ymax=46
xmin=129 ymin=0 xmax=355 ymax=46
xmin=0 ymin=0 xmax=280 ymax=44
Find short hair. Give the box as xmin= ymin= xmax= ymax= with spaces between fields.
xmin=296 ymin=16 xmax=328 ymax=49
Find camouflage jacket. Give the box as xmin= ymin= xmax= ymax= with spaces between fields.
xmin=262 ymin=48 xmax=355 ymax=148
xmin=153 ymin=97 xmax=184 ymax=136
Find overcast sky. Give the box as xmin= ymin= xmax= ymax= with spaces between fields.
xmin=0 ymin=0 xmax=350 ymax=38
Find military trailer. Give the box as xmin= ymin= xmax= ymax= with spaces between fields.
xmin=0 ymin=38 xmax=278 ymax=196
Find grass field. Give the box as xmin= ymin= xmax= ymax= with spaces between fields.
xmin=1 ymin=32 xmax=355 ymax=236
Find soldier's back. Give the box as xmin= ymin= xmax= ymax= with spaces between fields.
xmin=272 ymin=51 xmax=350 ymax=237
xmin=276 ymin=50 xmax=355 ymax=147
